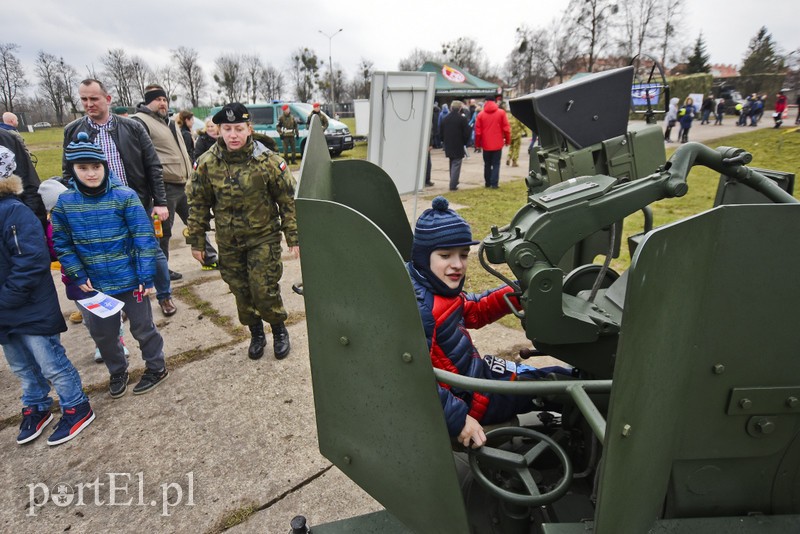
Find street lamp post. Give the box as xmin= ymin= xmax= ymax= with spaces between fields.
xmin=319 ymin=28 xmax=343 ymax=118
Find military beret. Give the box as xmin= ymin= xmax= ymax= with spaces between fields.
xmin=112 ymin=106 xmax=129 ymax=114
xmin=281 ymin=104 xmax=289 ymax=111
xmin=212 ymin=103 xmax=251 ymax=124
xmin=312 ymin=102 xmax=321 ymax=108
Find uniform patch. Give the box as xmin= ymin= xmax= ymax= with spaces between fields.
xmin=279 ymin=160 xmax=287 ymax=171
xmin=193 ymin=161 xmax=198 ymax=170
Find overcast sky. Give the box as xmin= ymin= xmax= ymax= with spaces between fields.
xmin=4 ymin=0 xmax=797 ymax=101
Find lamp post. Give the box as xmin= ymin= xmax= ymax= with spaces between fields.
xmin=319 ymin=28 xmax=343 ymax=118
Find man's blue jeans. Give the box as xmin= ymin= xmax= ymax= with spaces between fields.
xmin=154 ymin=246 xmax=172 ymax=302
xmin=2 ymin=333 xmax=88 ymax=411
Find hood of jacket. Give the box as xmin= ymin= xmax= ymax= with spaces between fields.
xmin=0 ymin=175 xmax=23 ymax=197
xmin=482 ymin=101 xmax=499 ymax=114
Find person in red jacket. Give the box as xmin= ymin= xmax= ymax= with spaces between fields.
xmin=474 ymin=98 xmax=511 ymax=189
xmin=774 ymin=91 xmax=788 ymax=128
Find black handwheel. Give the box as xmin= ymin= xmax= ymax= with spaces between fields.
xmin=468 ymin=427 xmax=572 ymax=507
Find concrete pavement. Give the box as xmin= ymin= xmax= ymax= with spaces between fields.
xmin=0 ymin=117 xmax=773 ymax=533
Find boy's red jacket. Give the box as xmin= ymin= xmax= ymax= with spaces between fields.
xmin=408 ymin=263 xmax=518 ymax=436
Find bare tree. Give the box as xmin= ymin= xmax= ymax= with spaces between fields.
xmin=156 ymin=64 xmax=180 ymax=105
xmin=213 ymin=54 xmax=244 ymax=103
xmin=289 ymin=48 xmax=321 ymax=102
xmin=441 ymin=37 xmax=490 ymax=76
xmin=398 ymin=48 xmax=442 ymax=71
xmin=172 ymin=46 xmax=205 ymax=107
xmin=351 ymin=58 xmax=373 ymax=99
xmin=101 ymin=48 xmax=134 ymax=106
xmin=242 ymin=54 xmax=263 ymax=104
xmin=505 ymin=25 xmax=552 ymax=94
xmin=58 ymin=58 xmax=80 ymax=116
xmin=617 ymin=0 xmax=661 ymax=60
xmin=568 ymin=0 xmax=619 ymax=71
xmin=546 ymin=16 xmax=583 ymax=83
xmin=0 ymin=43 xmax=28 ymax=112
xmin=659 ymin=0 xmax=684 ymax=68
xmin=259 ymin=65 xmax=284 ymax=101
xmin=35 ymin=51 xmax=69 ymax=124
xmin=129 ymin=56 xmax=153 ymax=103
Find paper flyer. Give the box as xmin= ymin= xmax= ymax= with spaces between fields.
xmin=77 ymin=292 xmax=125 ymax=318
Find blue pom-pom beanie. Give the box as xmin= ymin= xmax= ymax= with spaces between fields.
xmin=65 ymin=132 xmax=107 ymax=163
xmin=412 ymin=196 xmax=478 ymax=270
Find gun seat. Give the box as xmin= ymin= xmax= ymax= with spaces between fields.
xmin=297 ymin=125 xmax=470 ymax=533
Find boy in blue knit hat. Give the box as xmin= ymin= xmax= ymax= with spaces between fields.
xmin=407 ymin=196 xmax=569 ymax=449
xmin=0 ymin=146 xmax=95 ymax=446
xmin=52 ymin=132 xmax=168 ymax=398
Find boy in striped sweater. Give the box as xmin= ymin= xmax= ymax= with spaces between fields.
xmin=52 ymin=133 xmax=168 ymax=398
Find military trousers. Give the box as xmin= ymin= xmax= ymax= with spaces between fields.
xmin=281 ymin=135 xmax=297 ymax=164
xmin=218 ymin=240 xmax=287 ymax=327
xmin=509 ymin=137 xmax=521 ymax=163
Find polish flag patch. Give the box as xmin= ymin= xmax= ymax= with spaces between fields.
xmin=279 ymin=160 xmax=287 ymax=171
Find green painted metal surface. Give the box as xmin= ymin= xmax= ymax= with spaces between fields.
xmin=542 ymin=515 xmax=800 ymax=533
xmin=297 ymin=121 xmax=412 ymax=260
xmin=297 ymin=124 xmax=469 ymax=533
xmin=594 ymin=204 xmax=800 ymax=533
xmin=309 ymin=510 xmax=414 ymax=533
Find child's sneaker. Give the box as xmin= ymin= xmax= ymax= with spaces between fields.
xmin=93 ymin=347 xmax=103 ymax=363
xmin=69 ymin=310 xmax=83 ymax=324
xmin=17 ymin=407 xmax=54 ymax=444
xmin=200 ymin=262 xmax=218 ymax=271
xmin=132 ymin=368 xmax=169 ymax=395
xmin=109 ymin=371 xmax=129 ymax=398
xmin=47 ymin=401 xmax=95 ymax=446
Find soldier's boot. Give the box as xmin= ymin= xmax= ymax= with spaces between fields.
xmin=248 ymin=323 xmax=267 ymax=360
xmin=271 ymin=323 xmax=291 ymax=360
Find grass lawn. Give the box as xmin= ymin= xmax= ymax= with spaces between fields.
xmin=450 ymin=127 xmax=800 ymax=301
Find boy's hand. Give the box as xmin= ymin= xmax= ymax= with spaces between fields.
xmin=288 ymin=246 xmax=300 ymax=259
xmin=191 ymin=249 xmax=205 ymax=264
xmin=137 ymin=284 xmax=153 ymax=297
xmin=79 ymin=279 xmax=94 ymax=293
xmin=459 ymin=415 xmax=486 ymax=448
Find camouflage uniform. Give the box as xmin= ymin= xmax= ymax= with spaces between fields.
xmin=306 ymin=110 xmax=329 ymax=130
xmin=276 ymin=112 xmax=299 ymax=164
xmin=508 ymin=116 xmax=527 ymax=166
xmin=186 ymin=137 xmax=298 ymax=327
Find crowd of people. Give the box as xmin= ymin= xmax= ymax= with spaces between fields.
xmin=666 ymin=90 xmax=795 ymax=143
xmin=0 ymin=81 xmax=299 ymax=447
xmin=429 ymin=96 xmax=528 ymax=191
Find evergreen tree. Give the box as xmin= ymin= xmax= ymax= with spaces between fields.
xmin=739 ymin=26 xmax=784 ymax=75
xmin=686 ymin=33 xmax=711 ymax=74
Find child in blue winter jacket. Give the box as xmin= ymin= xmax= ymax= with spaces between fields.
xmin=407 ymin=196 xmax=570 ymax=448
xmin=52 ymin=132 xmax=168 ymax=398
xmin=0 ymin=146 xmax=95 ymax=446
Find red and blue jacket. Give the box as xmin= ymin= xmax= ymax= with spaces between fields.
xmin=408 ymin=263 xmax=522 ymax=436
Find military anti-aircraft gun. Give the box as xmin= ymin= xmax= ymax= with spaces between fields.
xmin=294 ymin=68 xmax=800 ymax=533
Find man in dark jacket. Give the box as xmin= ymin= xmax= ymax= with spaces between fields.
xmin=62 ymin=78 xmax=177 ymax=317
xmin=441 ymin=100 xmax=471 ymax=191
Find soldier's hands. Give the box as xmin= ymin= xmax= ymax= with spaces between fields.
xmin=191 ymin=249 xmax=205 ymax=264
xmin=153 ymin=205 xmax=169 ymax=221
xmin=288 ymin=246 xmax=300 ymax=259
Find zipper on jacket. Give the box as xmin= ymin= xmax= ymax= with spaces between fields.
xmin=11 ymin=225 xmax=21 ymax=254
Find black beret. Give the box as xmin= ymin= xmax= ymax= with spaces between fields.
xmin=212 ymin=103 xmax=251 ymax=125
